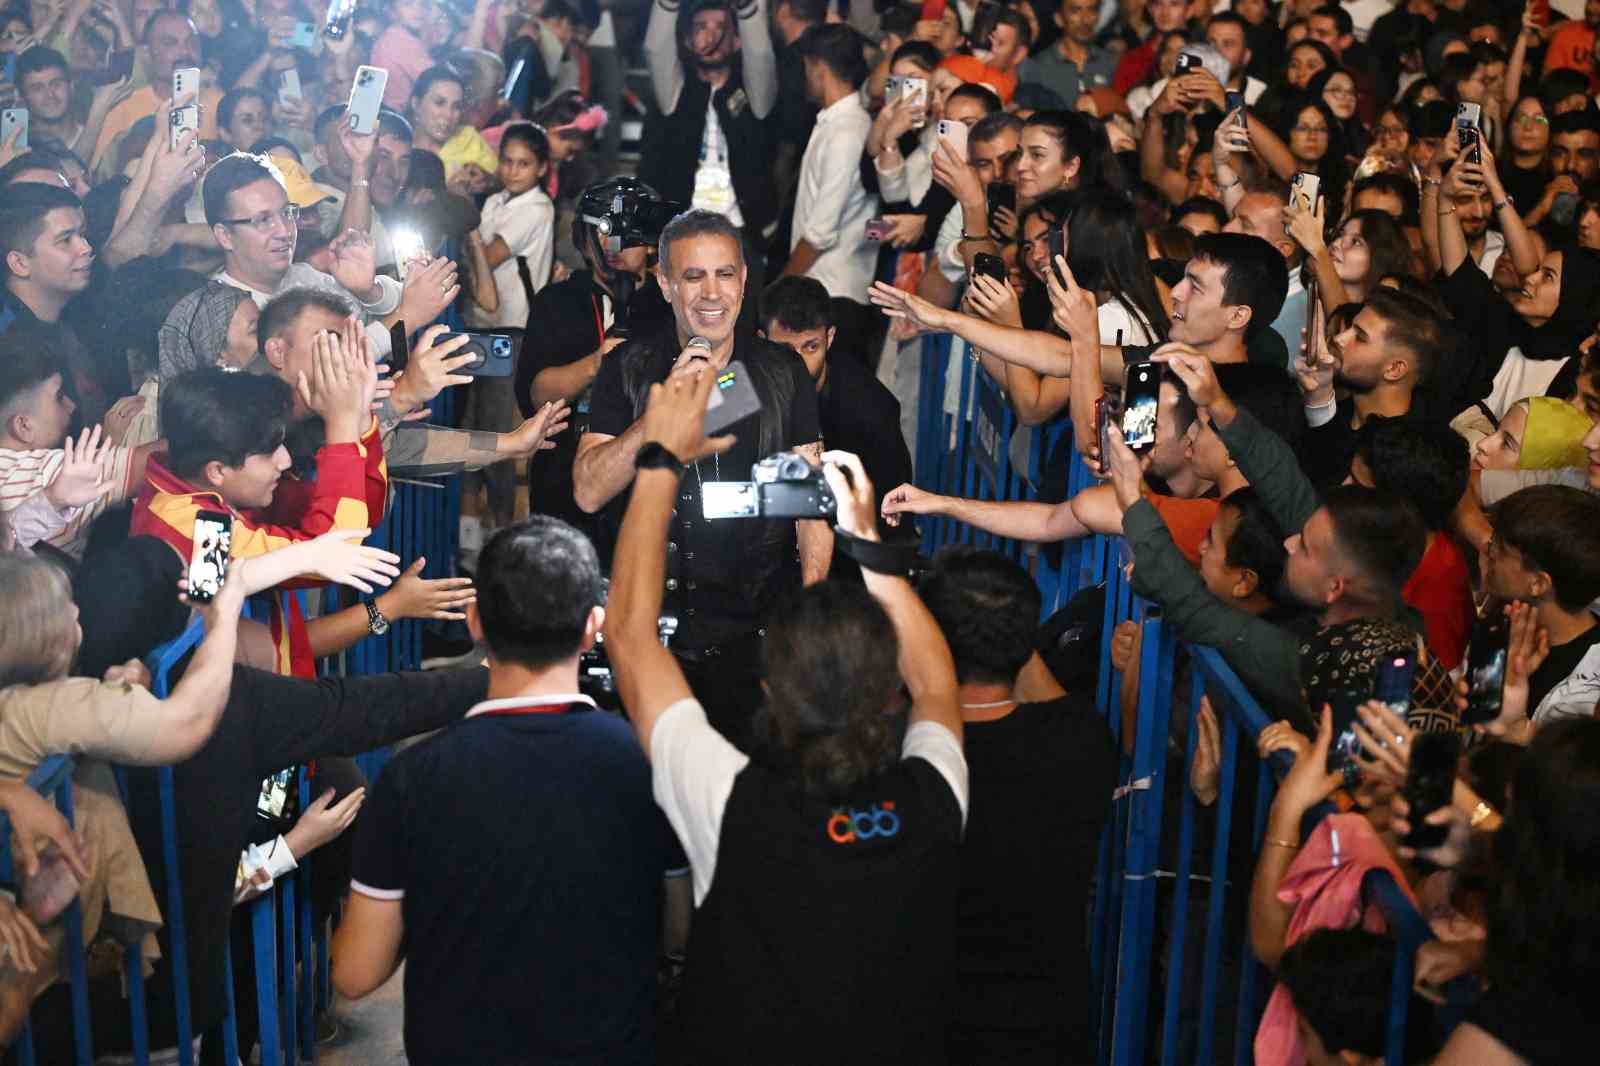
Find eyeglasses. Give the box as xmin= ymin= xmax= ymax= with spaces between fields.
xmin=1375 ymin=123 xmax=1407 ymax=137
xmin=1516 ymin=113 xmax=1550 ymax=128
xmin=1292 ymin=125 xmax=1330 ymax=136
xmin=219 ymin=204 xmax=300 ymax=230
xmin=0 ymin=28 xmax=29 ymax=41
xmin=1324 ymin=87 xmax=1356 ymax=99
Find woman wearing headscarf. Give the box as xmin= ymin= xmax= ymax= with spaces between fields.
xmin=1434 ymin=138 xmax=1600 ymax=422
xmin=120 ymin=284 xmax=260 ymax=449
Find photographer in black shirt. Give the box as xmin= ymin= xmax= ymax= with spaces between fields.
xmin=576 ymin=208 xmax=831 ymax=746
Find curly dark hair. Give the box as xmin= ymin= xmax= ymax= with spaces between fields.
xmin=756 ymin=583 xmax=901 ymax=801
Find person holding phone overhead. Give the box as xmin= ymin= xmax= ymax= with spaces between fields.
xmin=89 ymin=11 xmax=220 ymax=175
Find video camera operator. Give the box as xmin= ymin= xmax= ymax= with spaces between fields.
xmin=515 ymin=177 xmax=675 ymax=533
xmin=575 ymin=208 xmax=832 ymax=748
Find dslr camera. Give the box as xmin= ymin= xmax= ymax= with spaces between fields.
xmin=578 ymin=177 xmax=684 ymax=254
xmin=701 ymin=452 xmax=837 ymax=520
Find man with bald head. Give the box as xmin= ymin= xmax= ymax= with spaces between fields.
xmin=91 ymin=10 xmax=224 ymax=174
xmin=1224 ymin=187 xmax=1306 ymax=364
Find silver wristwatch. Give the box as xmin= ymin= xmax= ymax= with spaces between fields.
xmin=365 ymin=601 xmax=391 ymax=636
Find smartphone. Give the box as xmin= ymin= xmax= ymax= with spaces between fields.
xmin=1456 ymin=101 xmax=1483 ymax=164
xmin=256 ymin=766 xmax=296 ymax=821
xmin=291 ymin=19 xmax=317 ymax=48
xmin=96 ymin=50 xmax=135 ymax=85
xmin=439 ymin=331 xmax=514 ymax=376
xmin=1224 ymin=89 xmax=1245 ymax=120
xmin=864 ymin=217 xmax=893 ymax=242
xmin=1175 ymin=50 xmax=1200 ymax=75
xmin=501 ymin=57 xmax=527 ymax=101
xmin=169 ymin=103 xmax=199 ymax=151
xmin=1552 ymin=190 xmax=1581 ymax=226
xmin=1047 ymin=224 xmax=1066 ymax=286
xmin=172 ymin=66 xmax=201 ymax=106
xmin=391 ymin=227 xmax=428 ymax=279
xmin=1290 ymin=171 xmax=1320 ymax=214
xmin=1374 ymin=649 xmax=1417 ymax=715
xmin=937 ymin=117 xmax=968 ymax=160
xmin=0 ymin=108 xmax=26 ymax=151
xmin=347 ymin=65 xmax=389 ymax=135
xmin=1402 ymin=732 xmax=1462 ymax=850
xmin=704 ymin=359 xmax=764 ymax=436
xmin=187 ymin=509 xmax=232 ymax=603
xmin=1120 ymin=362 xmax=1159 ymax=452
xmin=986 ymin=181 xmax=1015 ymax=222
xmin=279 ymin=68 xmax=302 ymax=105
xmin=1095 ymin=393 xmax=1117 ymax=465
xmin=323 ymin=0 xmax=356 ymax=40
xmin=899 ymin=76 xmax=927 ymax=126
xmin=972 ymin=252 xmax=1007 ymax=284
xmin=388 ymin=320 xmax=410 ymax=374
xmin=1463 ymin=610 xmax=1511 ymax=726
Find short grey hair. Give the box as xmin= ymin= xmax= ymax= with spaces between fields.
xmin=658 ymin=209 xmax=744 ymax=274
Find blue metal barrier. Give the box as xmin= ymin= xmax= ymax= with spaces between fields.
xmin=903 ymin=332 xmax=1467 ymax=1066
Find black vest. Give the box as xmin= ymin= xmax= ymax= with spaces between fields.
xmin=638 ymin=68 xmax=778 ymax=238
xmin=678 ymin=757 xmax=963 ymax=1065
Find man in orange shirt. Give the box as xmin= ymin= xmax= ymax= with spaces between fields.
xmin=939 ymin=6 xmax=1032 ymax=105
xmin=1543 ymin=1 xmax=1600 ymax=91
xmin=91 ymin=11 xmax=223 ymax=175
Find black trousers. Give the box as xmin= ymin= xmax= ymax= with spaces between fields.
xmin=675 ymin=636 xmax=765 ymax=753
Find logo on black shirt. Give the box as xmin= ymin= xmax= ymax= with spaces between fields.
xmin=826 ymin=802 xmax=900 ymax=844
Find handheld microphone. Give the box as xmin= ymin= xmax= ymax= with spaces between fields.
xmin=687 ymin=336 xmax=712 ymax=351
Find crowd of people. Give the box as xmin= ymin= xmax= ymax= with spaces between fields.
xmin=0 ymin=0 xmax=1599 ymax=1062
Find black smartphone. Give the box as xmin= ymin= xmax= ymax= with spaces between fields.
xmin=1225 ymin=90 xmax=1245 ymax=118
xmin=1047 ymin=225 xmax=1066 ymax=286
xmin=1120 ymin=362 xmax=1159 ymax=452
xmin=1375 ymin=649 xmax=1417 ymax=714
xmin=389 ymin=320 xmax=409 ymax=375
xmin=704 ymin=360 xmax=764 ymax=435
xmin=985 ymin=181 xmax=1015 ymax=222
xmin=187 ymin=509 xmax=232 ymax=603
xmin=1175 ymin=50 xmax=1199 ymax=75
xmin=323 ymin=0 xmax=356 ymax=40
xmin=96 ymin=50 xmax=134 ymax=85
xmin=972 ymin=252 xmax=1006 ymax=284
xmin=439 ymin=331 xmax=514 ymax=377
xmin=1462 ymin=610 xmax=1510 ymax=726
xmin=1402 ymin=732 xmax=1461 ymax=850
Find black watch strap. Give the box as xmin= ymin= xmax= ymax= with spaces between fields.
xmin=833 ymin=527 xmax=919 ymax=576
xmin=635 ymin=442 xmax=686 ymax=476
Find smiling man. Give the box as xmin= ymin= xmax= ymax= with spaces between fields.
xmin=575 ymin=209 xmax=831 ymax=748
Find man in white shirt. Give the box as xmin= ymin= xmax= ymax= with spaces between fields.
xmin=202 ymin=155 xmax=402 ymax=355
xmin=782 ymin=23 xmax=878 ymax=302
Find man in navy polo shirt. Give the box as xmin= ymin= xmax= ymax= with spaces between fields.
xmin=332 ymin=516 xmax=687 ymax=1065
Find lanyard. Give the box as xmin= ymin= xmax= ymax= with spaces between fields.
xmin=470 ymin=696 xmax=595 ymax=719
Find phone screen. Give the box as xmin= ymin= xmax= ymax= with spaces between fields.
xmin=257 ymin=767 xmax=294 ymax=820
xmin=973 ymin=253 xmax=1006 ymax=283
xmin=1463 ymin=611 xmax=1510 ymax=726
xmin=1402 ymin=733 xmax=1461 ymax=850
xmin=1120 ymin=362 xmax=1159 ymax=451
xmin=986 ymin=181 xmax=1015 ymax=220
xmin=187 ymin=510 xmax=232 ymax=603
xmin=389 ymin=320 xmax=410 ymax=374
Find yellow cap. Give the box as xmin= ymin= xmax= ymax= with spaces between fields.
xmin=269 ymin=154 xmax=336 ymax=209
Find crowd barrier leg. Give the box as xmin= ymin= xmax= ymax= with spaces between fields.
xmin=220 ymin=941 xmax=239 ymax=1066
xmin=295 ymin=772 xmax=314 ymax=1061
xmin=250 ymin=895 xmax=281 ymax=1066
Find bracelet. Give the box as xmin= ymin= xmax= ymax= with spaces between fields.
xmin=1438 ymin=205 xmax=1458 ymax=216
xmin=1494 ymin=197 xmax=1513 ymax=211
xmin=634 ymin=441 xmax=685 ymax=477
xmin=959 ymin=230 xmax=993 ymax=243
xmin=1265 ymin=837 xmax=1300 ymax=851
xmin=1423 ymin=176 xmax=1443 ymax=188
xmin=352 ymin=178 xmax=370 ymax=188
xmin=1470 ymin=800 xmax=1497 ymax=829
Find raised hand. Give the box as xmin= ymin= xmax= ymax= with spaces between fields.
xmin=640 ymin=366 xmax=737 ymax=463
xmin=393 ymin=324 xmax=473 ymax=410
xmin=820 ymin=450 xmax=879 ymax=542
xmin=879 ymin=481 xmax=942 ymax=526
xmin=1152 ymin=342 xmax=1227 ymax=410
xmin=395 ymin=256 xmax=461 ymax=329
xmin=329 ymin=229 xmax=379 ymax=302
xmin=868 ymin=280 xmax=953 ymax=335
xmin=284 ymin=787 xmax=367 ymax=858
xmin=46 ymin=426 xmax=114 ymax=509
xmin=500 ymin=400 xmax=572 ymax=456
xmin=100 ymin=393 xmax=146 ymax=444
xmin=966 ymin=272 xmax=1022 ymax=327
xmin=379 ymin=557 xmax=476 ymax=620
xmin=296 ymin=328 xmax=363 ymax=440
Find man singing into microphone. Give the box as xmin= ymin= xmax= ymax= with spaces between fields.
xmin=575 ymin=209 xmax=831 ymax=748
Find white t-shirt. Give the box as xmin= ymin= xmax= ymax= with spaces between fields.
xmin=469 ymin=185 xmax=554 ymax=330
xmin=650 ymin=697 xmax=968 ymax=906
xmin=691 ymin=100 xmax=746 ymax=228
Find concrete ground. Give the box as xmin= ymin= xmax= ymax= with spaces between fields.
xmin=316 ymin=966 xmax=406 ymax=1066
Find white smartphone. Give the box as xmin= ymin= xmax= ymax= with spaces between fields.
xmin=187 ymin=510 xmax=232 ymax=603
xmin=391 ymin=228 xmax=429 ymax=281
xmin=347 ymin=65 xmax=388 ymax=135
xmin=172 ymin=66 xmax=201 ymax=106
xmin=0 ymin=107 xmax=26 ymax=151
xmin=937 ymin=117 xmax=968 ymax=160
xmin=279 ymin=68 xmax=302 ymax=105
xmin=170 ymin=104 xmax=199 ymax=151
xmin=900 ymin=76 xmax=927 ymax=127
xmin=1290 ymin=171 xmax=1320 ymax=213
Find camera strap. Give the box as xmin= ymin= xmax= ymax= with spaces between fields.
xmin=833 ymin=528 xmax=919 ymax=577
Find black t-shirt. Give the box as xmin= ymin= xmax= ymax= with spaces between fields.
xmin=953 ymin=697 xmax=1117 ymax=1050
xmin=514 ymin=270 xmax=672 ymax=531
xmin=679 ymin=755 xmax=964 ymax=1065
xmin=1527 ymin=615 xmax=1600 ymax=714
xmin=350 ymin=703 xmax=682 ymax=1066
xmin=587 ymin=328 xmax=823 ymax=647
xmin=817 ymin=353 xmax=913 ymax=530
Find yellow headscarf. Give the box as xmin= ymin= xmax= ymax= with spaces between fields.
xmin=1518 ymin=396 xmax=1592 ymax=469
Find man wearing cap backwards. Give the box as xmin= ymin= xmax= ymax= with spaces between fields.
xmin=574 ymin=208 xmax=831 ymax=750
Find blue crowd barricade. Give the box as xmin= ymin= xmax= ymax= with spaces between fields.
xmin=904 ymin=332 xmax=1468 ymax=1066
xmin=0 ymin=755 xmax=91 ymax=1066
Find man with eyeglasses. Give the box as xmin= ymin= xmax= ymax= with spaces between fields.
xmin=203 ymin=153 xmax=401 ymax=353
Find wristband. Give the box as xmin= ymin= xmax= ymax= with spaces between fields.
xmin=833 ymin=527 xmax=919 ymax=576
xmin=1494 ymin=196 xmax=1513 ymax=211
xmin=634 ymin=442 xmax=686 ymax=477
xmin=959 ymin=229 xmax=992 ymax=243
